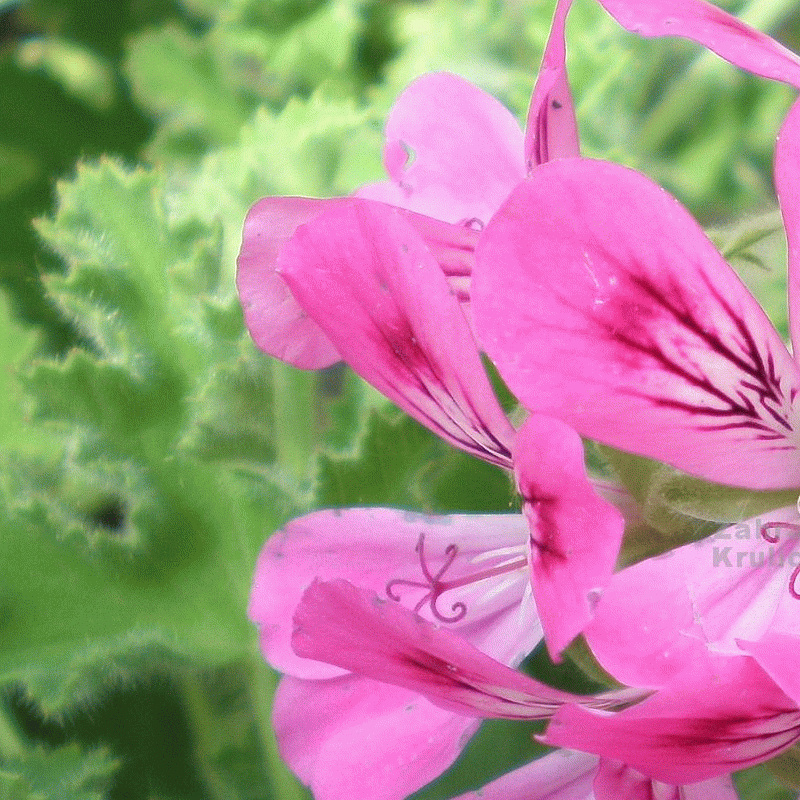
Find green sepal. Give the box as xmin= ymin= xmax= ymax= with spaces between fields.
xmin=735 ymin=762 xmax=798 ymax=800
xmin=764 ymin=744 xmax=800 ymax=791
xmin=651 ymin=469 xmax=797 ymax=524
xmin=595 ymin=445 xmax=718 ymax=564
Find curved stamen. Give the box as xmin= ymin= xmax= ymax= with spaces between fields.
xmin=385 ymin=533 xmax=528 ymax=623
xmin=791 ymin=563 xmax=800 ymax=601
xmin=759 ymin=521 xmax=800 ymax=544
xmin=758 ymin=522 xmax=800 ymax=600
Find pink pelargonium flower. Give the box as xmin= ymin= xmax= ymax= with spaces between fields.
xmin=250 ymin=506 xmax=540 ymax=800
xmin=544 ymin=653 xmax=800 ymax=785
xmin=238 ymin=0 xmax=800 ymax=371
xmin=285 ymin=567 xmax=762 ymax=793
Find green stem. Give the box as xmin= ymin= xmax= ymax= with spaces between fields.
xmin=179 ymin=669 xmax=234 ymax=800
xmin=636 ymin=0 xmax=798 ymax=151
xmin=246 ymin=651 xmax=308 ymax=800
xmin=271 ymin=361 xmax=316 ymax=482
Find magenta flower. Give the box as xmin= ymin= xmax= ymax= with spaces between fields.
xmin=250 ymin=507 xmax=540 ymax=800
xmin=284 ymin=565 xmax=768 ymax=793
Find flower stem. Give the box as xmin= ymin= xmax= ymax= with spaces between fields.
xmin=271 ymin=361 xmax=316 ymax=482
xmin=246 ymin=652 xmax=309 ymax=800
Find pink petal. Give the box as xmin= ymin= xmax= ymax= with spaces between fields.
xmin=291 ymin=578 xmax=582 ymax=720
xmin=514 ymin=415 xmax=624 ymax=657
xmin=597 ymin=0 xmax=800 ymax=88
xmin=356 ymin=72 xmax=525 ymax=226
xmin=593 ymin=759 xmax=738 ymax=800
xmin=584 ymin=506 xmax=800 ymax=689
xmin=474 ymin=158 xmax=800 ymax=489
xmin=249 ymin=508 xmax=539 ymax=679
xmin=279 ymin=200 xmax=515 ymax=466
xmin=544 ymin=655 xmax=800 ymax=784
xmin=524 ymin=0 xmax=580 ymax=170
xmin=742 ymin=632 xmax=800 ymax=706
xmin=776 ymin=99 xmax=800 ymax=360
xmin=237 ymin=196 xmax=343 ymax=369
xmin=274 ymin=673 xmax=479 ymax=800
xmin=450 ymin=750 xmax=598 ymax=800
xmin=237 ymin=197 xmax=481 ymax=368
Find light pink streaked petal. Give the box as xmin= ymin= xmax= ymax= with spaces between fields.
xmin=238 ymin=196 xmax=481 ymax=368
xmin=237 ymin=197 xmax=343 ymax=369
xmin=274 ymin=674 xmax=479 ymax=800
xmin=742 ymin=632 xmax=800 ymax=706
xmin=544 ymin=655 xmax=800 ymax=784
xmin=524 ymin=0 xmax=580 ymax=170
xmin=593 ymin=759 xmax=738 ymax=800
xmin=584 ymin=506 xmax=800 ymax=689
xmin=292 ymin=578 xmax=583 ymax=720
xmin=514 ymin=415 xmax=624 ymax=658
xmin=597 ymin=0 xmax=800 ymax=88
xmin=451 ymin=750 xmax=598 ymax=800
xmin=474 ymin=158 xmax=800 ymax=489
xmin=358 ymin=72 xmax=525 ymax=226
xmin=279 ymin=200 xmax=515 ymax=466
xmin=249 ymin=508 xmax=539 ymax=680
xmin=776 ymin=99 xmax=800 ymax=360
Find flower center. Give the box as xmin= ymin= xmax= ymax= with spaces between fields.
xmin=385 ymin=533 xmax=528 ymax=622
xmin=759 ymin=521 xmax=800 ymax=600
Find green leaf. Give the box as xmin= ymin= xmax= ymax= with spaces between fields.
xmin=125 ymin=25 xmax=255 ymax=155
xmin=316 ymin=409 xmax=445 ymax=510
xmin=0 ymin=745 xmax=117 ymax=800
xmin=594 ymin=445 xmax=719 ymax=564
xmin=172 ymin=89 xmax=384 ymax=275
xmin=0 ymin=461 xmax=293 ymax=714
xmin=15 ymin=39 xmax=116 ymax=112
xmin=0 ymin=294 xmax=46 ymax=454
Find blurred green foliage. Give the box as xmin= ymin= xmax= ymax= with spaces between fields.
xmin=1 ymin=0 xmax=800 ymax=797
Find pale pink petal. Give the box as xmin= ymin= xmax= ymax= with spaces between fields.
xmin=514 ymin=415 xmax=624 ymax=657
xmin=356 ymin=72 xmax=525 ymax=226
xmin=742 ymin=632 xmax=800 ymax=706
xmin=292 ymin=579 xmax=582 ymax=719
xmin=274 ymin=674 xmax=479 ymax=800
xmin=249 ymin=508 xmax=539 ymax=680
xmin=238 ymin=196 xmax=481 ymax=367
xmin=524 ymin=0 xmax=580 ymax=170
xmin=474 ymin=158 xmax=800 ymax=489
xmin=451 ymin=750 xmax=598 ymax=800
xmin=279 ymin=200 xmax=515 ymax=466
xmin=584 ymin=506 xmax=800 ymax=689
xmin=776 ymin=99 xmax=800 ymax=360
xmin=593 ymin=759 xmax=738 ymax=800
xmin=237 ymin=197 xmax=343 ymax=369
xmin=597 ymin=0 xmax=800 ymax=87
xmin=544 ymin=655 xmax=800 ymax=784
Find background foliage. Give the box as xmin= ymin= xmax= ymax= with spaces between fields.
xmin=1 ymin=0 xmax=799 ymax=797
